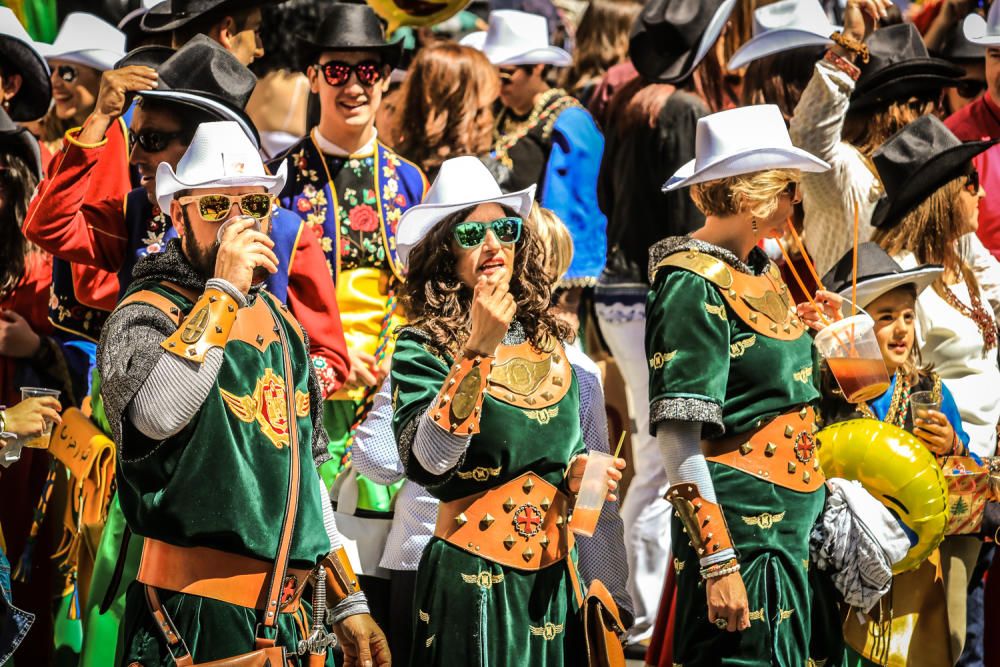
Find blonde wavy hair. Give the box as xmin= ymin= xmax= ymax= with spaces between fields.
xmin=528 ymin=205 xmax=574 ymax=284
xmin=690 ymin=169 xmax=799 ymax=221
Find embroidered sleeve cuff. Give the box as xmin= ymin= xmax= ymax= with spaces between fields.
xmin=650 ymin=398 xmax=723 ymax=437
xmin=327 ymin=591 xmax=369 ymax=625
xmin=160 ymin=287 xmax=239 ymax=363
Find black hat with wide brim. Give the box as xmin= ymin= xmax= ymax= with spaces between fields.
xmin=822 ymin=241 xmax=943 ymax=310
xmin=299 ymin=4 xmax=404 ymax=70
xmin=849 ymin=24 xmax=963 ymax=112
xmin=628 ymin=0 xmax=737 ymax=84
xmin=135 ymin=35 xmax=259 ymax=146
xmin=0 ymin=105 xmax=42 ymax=180
xmin=115 ymin=45 xmax=176 ymax=70
xmin=871 ymin=114 xmax=996 ymax=230
xmin=0 ymin=9 xmax=51 ymax=121
xmin=141 ymin=0 xmax=284 ymax=33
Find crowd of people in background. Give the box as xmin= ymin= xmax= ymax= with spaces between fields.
xmin=4 ymin=0 xmax=1000 ymax=665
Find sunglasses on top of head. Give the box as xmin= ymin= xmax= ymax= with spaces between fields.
xmin=452 ymin=217 xmax=523 ymax=249
xmin=315 ymin=60 xmax=386 ymax=87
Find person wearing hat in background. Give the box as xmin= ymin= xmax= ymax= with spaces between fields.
xmin=789 ymin=0 xmax=964 ymax=276
xmin=463 ymin=9 xmax=607 ymax=288
xmin=140 ymin=0 xmax=284 ymax=66
xmin=870 ymin=114 xmax=1000 ymax=662
xmin=271 ymin=3 xmax=428 ymax=513
xmin=98 ymin=120 xmax=390 ymax=666
xmin=932 ymin=18 xmax=987 ymax=117
xmin=595 ymin=0 xmax=734 ymax=655
xmin=0 ymin=7 xmax=51 ymax=124
xmin=118 ymin=0 xmax=172 ymax=52
xmin=389 ymin=155 xmax=625 ymax=665
xmin=645 ymin=104 xmax=835 ymax=666
xmin=815 ymin=242 xmax=971 ymax=667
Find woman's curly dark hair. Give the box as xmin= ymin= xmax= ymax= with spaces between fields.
xmin=401 ymin=204 xmax=572 ymax=358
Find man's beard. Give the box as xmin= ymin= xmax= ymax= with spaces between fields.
xmin=179 ymin=208 xmax=220 ymax=281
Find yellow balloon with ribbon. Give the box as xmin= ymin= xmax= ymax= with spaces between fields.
xmin=816 ymin=419 xmax=949 ymax=574
xmin=366 ymin=0 xmax=472 ymax=33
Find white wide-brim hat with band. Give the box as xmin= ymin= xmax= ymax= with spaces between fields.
xmin=156 ymin=121 xmax=287 ymax=213
xmin=662 ymin=104 xmax=829 ymax=192
xmin=35 ymin=12 xmax=125 ymax=72
xmin=460 ymin=10 xmax=572 ymax=67
xmin=727 ymin=0 xmax=839 ymax=70
xmin=396 ymin=155 xmax=535 ymax=266
xmin=964 ymin=2 xmax=1000 ymax=46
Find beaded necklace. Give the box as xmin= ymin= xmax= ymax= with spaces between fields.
xmin=934 ymin=267 xmax=998 ymax=356
xmin=859 ymin=370 xmax=910 ymax=427
xmin=493 ymin=88 xmax=580 ymax=169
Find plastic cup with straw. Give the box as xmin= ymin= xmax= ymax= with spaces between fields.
xmin=570 ymin=432 xmax=625 ymax=537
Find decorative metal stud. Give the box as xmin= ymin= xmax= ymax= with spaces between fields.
xmin=541 ymin=391 xmax=553 ymax=401
xmin=432 ymin=413 xmax=441 ymax=421
xmin=739 ymin=442 xmax=753 ymax=455
xmin=769 ymin=323 xmax=779 ymax=333
xmin=503 ymin=535 xmax=515 ymax=550
xmin=749 ymin=312 xmax=758 ymax=323
xmin=480 ymin=513 xmax=495 ymax=529
xmin=783 ymin=323 xmax=792 ymax=334
xmin=503 ymin=497 xmax=516 ymax=513
xmin=540 ymin=497 xmax=551 ymax=511
xmin=799 ymin=406 xmax=809 ymax=420
xmin=552 ymin=376 xmax=564 ymax=387
xmin=455 ymin=513 xmax=468 ymax=527
xmin=522 ymin=547 xmax=535 ymax=562
xmin=525 ymin=397 xmax=536 ymax=406
xmin=802 ymin=471 xmax=811 ymax=484
xmin=784 ymin=424 xmax=795 ymax=438
xmin=539 ymin=535 xmax=550 ymax=549
xmin=209 ymin=296 xmax=217 ymax=303
xmin=227 ymin=305 xmax=235 ymax=313
xmin=813 ymin=459 xmax=821 ymax=471
xmin=522 ymin=477 xmax=535 ymax=494
xmin=169 ymin=306 xmax=180 ymax=315
xmin=168 ymin=342 xmax=176 ymax=348
xmin=556 ymin=515 xmax=565 ymax=526
xmin=187 ymin=348 xmax=196 ymax=356
xmin=787 ymin=462 xmax=797 ymax=474
xmin=215 ymin=326 xmax=223 ymax=334
xmin=553 ymin=354 xmax=562 ymax=364
xmin=440 ymin=395 xmax=450 ymax=405
xmin=764 ymin=442 xmax=777 ymax=456
xmin=256 ymin=334 xmax=264 ymax=345
xmin=728 ymin=289 xmax=737 ymax=298
xmin=505 ymin=393 xmax=516 ymax=402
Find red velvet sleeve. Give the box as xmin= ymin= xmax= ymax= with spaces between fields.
xmin=22 ymin=124 xmax=130 ymax=274
xmin=285 ymin=224 xmax=350 ymax=398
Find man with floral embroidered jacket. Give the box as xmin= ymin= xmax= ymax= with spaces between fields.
xmin=23 ymin=37 xmax=350 ymax=398
xmin=98 ymin=121 xmax=389 ymax=666
xmin=270 ymin=4 xmax=428 ymax=500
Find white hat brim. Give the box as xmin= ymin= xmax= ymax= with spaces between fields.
xmin=662 ymin=146 xmax=830 ymax=192
xmin=396 ymin=184 xmax=536 ymax=266
xmin=836 ymin=267 xmax=944 ymax=310
xmin=459 ymin=30 xmax=572 ymax=67
xmin=727 ymin=28 xmax=837 ymax=71
xmin=38 ymin=45 xmax=122 ymax=71
xmin=155 ymin=159 xmax=287 ymax=215
xmin=963 ymin=13 xmax=1000 ymax=46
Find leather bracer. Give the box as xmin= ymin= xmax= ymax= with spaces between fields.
xmin=665 ymin=483 xmax=734 ymax=560
xmin=428 ymin=353 xmax=493 ymax=436
xmin=323 ymin=547 xmax=361 ymax=605
xmin=161 ymin=288 xmax=239 ymax=363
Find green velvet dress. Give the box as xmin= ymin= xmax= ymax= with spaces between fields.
xmin=645 ymin=238 xmax=830 ymax=667
xmin=391 ymin=328 xmax=587 ymax=667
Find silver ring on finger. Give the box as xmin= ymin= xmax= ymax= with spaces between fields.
xmin=714 ymin=618 xmax=728 ymax=630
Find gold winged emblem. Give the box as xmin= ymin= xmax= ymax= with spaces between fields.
xmin=742 ymin=511 xmax=785 ymax=529
xmin=743 ymin=290 xmax=791 ymax=324
xmin=219 ymin=369 xmax=310 ymax=449
xmin=490 ymin=356 xmax=552 ymax=396
xmin=461 ymin=571 xmax=504 ymax=589
xmin=529 ymin=622 xmax=565 ymax=640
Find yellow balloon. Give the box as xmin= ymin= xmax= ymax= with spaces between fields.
xmin=816 ymin=419 xmax=949 ymax=574
xmin=366 ymin=0 xmax=472 ymax=33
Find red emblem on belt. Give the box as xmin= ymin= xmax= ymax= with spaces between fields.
xmin=280 ymin=574 xmax=298 ymax=606
xmin=794 ymin=431 xmax=816 ymax=463
xmin=513 ymin=503 xmax=543 ymax=538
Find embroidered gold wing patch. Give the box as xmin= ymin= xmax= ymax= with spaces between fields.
xmin=220 ymin=388 xmax=256 ymax=423
xmin=778 ymin=609 xmax=795 ymax=623
xmin=748 ymin=608 xmax=766 ymax=623
xmin=456 ymin=466 xmax=502 ymax=482
xmin=704 ymin=303 xmax=727 ymax=321
xmin=741 ymin=511 xmax=785 ymax=529
xmin=529 ymin=622 xmax=564 ymax=640
xmin=730 ymin=335 xmax=757 ymax=359
xmin=793 ymin=366 xmax=813 ymax=383
xmin=418 ymin=610 xmax=430 ymax=623
xmin=425 ymin=635 xmax=435 ymax=647
xmin=461 ymin=571 xmax=504 ymax=589
xmin=295 ymin=390 xmax=310 ymax=417
xmin=673 ymin=558 xmax=685 ymax=572
xmin=525 ymin=407 xmax=559 ymax=424
xmin=649 ymin=351 xmax=676 ymax=369
xmin=218 ymin=368 xmax=293 ymax=449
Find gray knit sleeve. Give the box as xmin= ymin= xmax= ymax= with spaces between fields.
xmin=412 ymin=413 xmax=472 ymax=476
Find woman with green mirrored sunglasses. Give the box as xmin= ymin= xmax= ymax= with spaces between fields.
xmin=451 ymin=216 xmax=523 ymax=248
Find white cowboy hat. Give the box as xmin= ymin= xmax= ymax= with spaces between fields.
xmin=460 ymin=10 xmax=572 ymax=67
xmin=396 ymin=156 xmax=535 ymax=266
xmin=964 ymin=2 xmax=1000 ymax=46
xmin=35 ymin=12 xmax=125 ymax=72
xmin=727 ymin=0 xmax=839 ymax=70
xmin=662 ymin=104 xmax=829 ymax=192
xmin=155 ymin=121 xmax=287 ymax=213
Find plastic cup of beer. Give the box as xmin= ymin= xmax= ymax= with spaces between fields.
xmin=19 ymin=387 xmax=61 ymax=448
xmin=217 ymin=214 xmax=270 ymax=285
xmin=813 ymin=314 xmax=890 ymax=404
xmin=910 ymin=391 xmax=942 ymax=426
xmin=569 ymin=451 xmax=615 ymax=537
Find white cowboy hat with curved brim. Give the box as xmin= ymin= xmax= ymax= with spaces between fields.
xmin=964 ymin=2 xmax=1000 ymax=46
xmin=460 ymin=10 xmax=572 ymax=67
xmin=662 ymin=104 xmax=829 ymax=192
xmin=727 ymin=0 xmax=839 ymax=70
xmin=396 ymin=155 xmax=535 ymax=266
xmin=35 ymin=12 xmax=126 ymax=72
xmin=155 ymin=121 xmax=287 ymax=213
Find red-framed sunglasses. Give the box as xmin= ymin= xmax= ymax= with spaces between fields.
xmin=315 ymin=60 xmax=386 ymax=87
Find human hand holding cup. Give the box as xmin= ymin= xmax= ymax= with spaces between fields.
xmin=567 ymin=451 xmax=626 ymax=537
xmin=814 ymin=313 xmax=890 ymax=404
xmin=17 ymin=388 xmax=62 ymax=449
xmin=214 ymin=214 xmax=278 ymax=295
xmin=911 ymin=391 xmax=953 ymax=455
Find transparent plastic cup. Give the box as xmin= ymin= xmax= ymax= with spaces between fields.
xmin=19 ymin=387 xmax=61 ymax=448
xmin=217 ymin=214 xmax=268 ymax=285
xmin=910 ymin=391 xmax=942 ymax=426
xmin=814 ymin=314 xmax=890 ymax=404
xmin=569 ymin=451 xmax=615 ymax=537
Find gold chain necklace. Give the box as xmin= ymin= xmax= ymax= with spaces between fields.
xmin=493 ymin=88 xmax=576 ymax=168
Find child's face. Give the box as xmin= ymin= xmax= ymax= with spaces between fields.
xmin=870 ymin=287 xmax=918 ymax=374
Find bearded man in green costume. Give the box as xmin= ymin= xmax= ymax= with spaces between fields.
xmin=97 ymin=121 xmax=389 ymax=666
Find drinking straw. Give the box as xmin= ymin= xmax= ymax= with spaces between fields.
xmin=784 ymin=219 xmax=824 ymax=291
xmin=776 ymin=237 xmax=832 ymax=327
xmin=613 ymin=431 xmax=626 ymax=459
xmin=851 ymin=198 xmax=860 ymax=318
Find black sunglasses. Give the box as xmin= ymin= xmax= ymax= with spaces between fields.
xmin=955 ymin=79 xmax=987 ymax=99
xmin=56 ymin=64 xmax=77 ymax=83
xmin=129 ymin=128 xmax=187 ymax=153
xmin=315 ymin=60 xmax=386 ymax=87
xmin=965 ymin=167 xmax=981 ymax=195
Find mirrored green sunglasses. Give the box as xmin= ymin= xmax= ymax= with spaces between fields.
xmin=452 ymin=217 xmax=523 ymax=249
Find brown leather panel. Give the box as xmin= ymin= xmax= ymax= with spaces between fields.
xmin=665 ymin=482 xmax=734 ymax=559
xmin=324 ymin=547 xmax=361 ymax=605
xmin=137 ymin=539 xmax=308 ymax=613
xmin=703 ymin=407 xmax=824 ymax=493
xmin=486 ymin=341 xmax=572 ymax=409
xmin=435 ymin=472 xmax=574 ymax=571
xmin=160 ymin=288 xmax=239 ymax=363
xmin=428 ymin=354 xmax=492 ymax=436
xmin=116 ymin=289 xmax=183 ymax=326
xmin=229 ymin=298 xmax=281 ymax=351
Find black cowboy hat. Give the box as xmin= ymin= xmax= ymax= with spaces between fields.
xmin=628 ymin=0 xmax=737 ymax=84
xmin=135 ymin=35 xmax=260 ymax=146
xmin=871 ymin=115 xmax=996 ymax=230
xmin=934 ymin=20 xmax=986 ymax=63
xmin=0 ymin=10 xmax=51 ymax=122
xmin=299 ymin=4 xmax=404 ymax=70
xmin=822 ymin=242 xmax=943 ymax=310
xmin=141 ymin=0 xmax=284 ymax=33
xmin=849 ymin=24 xmax=964 ymax=112
xmin=115 ymin=44 xmax=176 ymax=70
xmin=0 ymin=105 xmax=42 ymax=180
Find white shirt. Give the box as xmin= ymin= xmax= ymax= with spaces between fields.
xmin=313 ymin=127 xmax=378 ymax=157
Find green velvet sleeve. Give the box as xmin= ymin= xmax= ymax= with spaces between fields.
xmin=645 ymin=268 xmax=730 ymax=437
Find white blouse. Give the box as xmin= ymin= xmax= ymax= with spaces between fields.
xmin=896 ymin=251 xmax=1000 ymax=457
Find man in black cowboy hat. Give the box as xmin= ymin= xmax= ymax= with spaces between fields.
xmin=141 ymin=0 xmax=284 ymax=65
xmin=269 ymin=3 xmax=428 ymax=495
xmin=0 ymin=7 xmax=52 ymax=122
